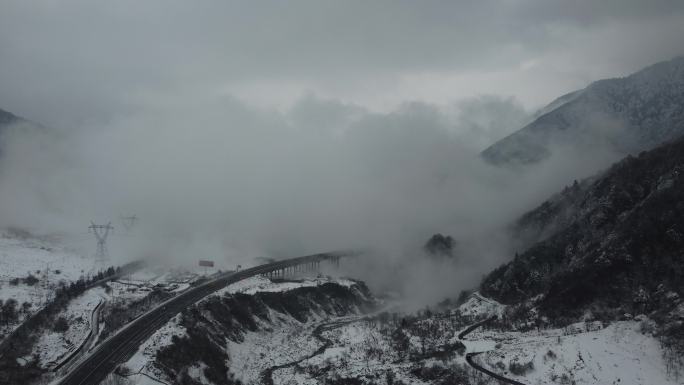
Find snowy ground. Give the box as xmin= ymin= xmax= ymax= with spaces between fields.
xmin=226 ymin=288 xmax=491 ymax=385
xmin=31 ymin=287 xmax=106 ymax=369
xmin=456 ymin=292 xmax=506 ymax=318
xmin=117 ymin=268 xmax=199 ymax=288
xmin=455 ymin=294 xmax=683 ymax=385
xmin=229 ymin=311 xmax=323 ymax=384
xmin=61 ymin=268 xmax=196 ymax=384
xmin=122 ymin=314 xmax=187 ymax=385
xmin=218 ymin=275 xmax=357 ymax=296
xmin=19 ymin=261 xmax=200 ymax=374
xmin=0 ymin=234 xmax=103 ymax=341
xmin=99 ymin=267 xmax=198 ymax=310
xmin=225 ymin=275 xmax=371 ymax=384
xmin=468 ymin=320 xmax=683 ymax=385
xmin=0 ymin=235 xmax=99 ymax=286
xmin=285 ymin=319 xmax=429 ymax=385
xmin=50 ymin=278 xmax=684 ymax=385
xmin=121 ymin=274 xmax=360 ymax=385
xmin=266 ymin=291 xmax=682 ymax=385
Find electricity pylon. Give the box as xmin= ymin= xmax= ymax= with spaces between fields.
xmin=89 ymin=222 xmax=114 ymax=261
xmin=120 ymin=215 xmax=138 ymax=233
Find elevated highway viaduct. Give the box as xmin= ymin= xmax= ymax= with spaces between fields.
xmin=57 ymin=250 xmax=362 ymax=385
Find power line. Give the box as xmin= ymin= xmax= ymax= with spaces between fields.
xmin=89 ymin=222 xmax=114 ymax=262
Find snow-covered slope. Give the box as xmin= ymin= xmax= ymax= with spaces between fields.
xmin=0 ymin=235 xmax=97 ymax=285
xmin=470 ymin=320 xmax=682 ymax=385
xmin=457 ymin=292 xmax=506 ymax=318
xmin=482 ymin=56 xmax=684 ymax=165
xmin=116 ymin=284 xmax=684 ymax=385
xmin=32 ymin=288 xmax=105 ymax=370
xmin=218 ymin=274 xmax=358 ymax=296
xmin=482 ymin=136 xmax=684 ymax=316
xmin=120 ymin=275 xmax=375 ymax=385
xmin=0 ymin=233 xmax=100 ymax=341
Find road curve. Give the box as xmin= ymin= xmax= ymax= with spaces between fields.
xmin=465 ymin=352 xmax=527 ymax=385
xmin=0 ymin=261 xmax=144 ymax=359
xmin=53 ymin=300 xmax=103 ymax=373
xmin=260 ymin=319 xmax=353 ymax=385
xmin=57 ymin=250 xmax=360 ymax=385
xmin=457 ymin=315 xmax=497 ymax=339
xmin=458 ymin=315 xmax=528 ymax=385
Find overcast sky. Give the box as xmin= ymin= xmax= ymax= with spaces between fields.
xmin=1 ymin=0 xmax=683 ymax=128
xmin=2 ymin=1 xmax=683 ymax=301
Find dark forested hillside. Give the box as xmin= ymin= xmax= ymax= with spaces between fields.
xmin=481 ymin=137 xmax=684 ymax=322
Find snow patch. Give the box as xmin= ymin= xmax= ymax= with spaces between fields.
xmin=32 ymin=288 xmax=105 ymax=369
xmin=123 ymin=314 xmax=187 ymax=384
xmin=474 ymin=320 xmax=681 ymax=385
xmin=457 ymin=292 xmax=506 ymax=318
xmin=217 ymin=275 xmax=357 ymax=297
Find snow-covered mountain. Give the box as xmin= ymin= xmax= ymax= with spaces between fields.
xmin=118 ymin=274 xmax=683 ymax=385
xmin=482 ymin=56 xmax=684 ymax=165
xmin=119 ymin=276 xmax=378 ymax=385
xmin=472 ymin=135 xmax=684 ymax=381
xmin=481 ymin=135 xmax=684 ymax=348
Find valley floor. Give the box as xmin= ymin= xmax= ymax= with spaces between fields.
xmin=468 ymin=319 xmax=683 ymax=385
xmin=119 ymin=275 xmax=374 ymax=385
xmin=110 ymin=282 xmax=684 ymax=385
xmin=226 ymin=291 xmax=683 ymax=385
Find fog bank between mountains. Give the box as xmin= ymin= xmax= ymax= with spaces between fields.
xmin=0 ymin=94 xmax=623 ymax=305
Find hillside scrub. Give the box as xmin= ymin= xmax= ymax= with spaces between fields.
xmin=155 ymin=281 xmax=375 ymax=385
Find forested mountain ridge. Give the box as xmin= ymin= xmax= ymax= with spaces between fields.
xmin=482 ymin=136 xmax=684 ymax=325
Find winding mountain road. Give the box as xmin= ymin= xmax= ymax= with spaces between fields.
xmin=260 ymin=319 xmax=354 ymax=385
xmin=465 ymin=352 xmax=527 ymax=385
xmin=459 ymin=315 xmax=528 ymax=385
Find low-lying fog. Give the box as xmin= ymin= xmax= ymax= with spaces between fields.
xmin=0 ymin=93 xmax=623 ymax=307
xmin=2 ymin=0 xmax=679 ymax=307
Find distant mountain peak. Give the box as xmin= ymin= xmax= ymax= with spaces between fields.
xmin=0 ymin=108 xmax=21 ymax=126
xmin=482 ymin=56 xmax=684 ymax=166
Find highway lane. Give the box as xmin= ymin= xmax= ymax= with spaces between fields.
xmin=57 ymin=250 xmax=358 ymax=385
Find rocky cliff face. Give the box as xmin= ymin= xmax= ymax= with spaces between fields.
xmin=481 ymin=137 xmax=684 ymax=324
xmin=482 ymin=56 xmax=684 ymax=165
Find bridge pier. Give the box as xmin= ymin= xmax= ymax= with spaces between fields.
xmin=261 ymin=255 xmax=345 ymax=281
